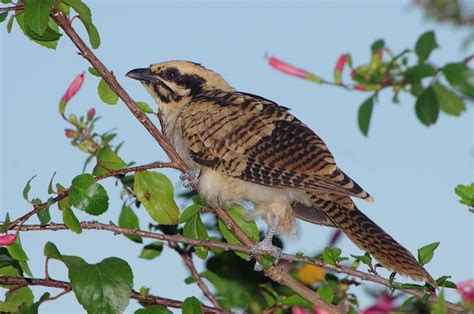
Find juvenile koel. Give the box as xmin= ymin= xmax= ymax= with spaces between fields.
xmin=127 ymin=60 xmax=435 ymax=286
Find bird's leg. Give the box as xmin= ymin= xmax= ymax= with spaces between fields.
xmin=179 ymin=168 xmax=201 ymax=191
xmin=250 ymin=215 xmax=282 ymax=271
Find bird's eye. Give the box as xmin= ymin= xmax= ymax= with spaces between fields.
xmin=163 ymin=68 xmax=179 ymax=80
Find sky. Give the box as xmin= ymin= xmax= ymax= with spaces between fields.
xmin=1 ymin=0 xmax=473 ymax=313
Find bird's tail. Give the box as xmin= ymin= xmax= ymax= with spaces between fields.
xmin=306 ymin=191 xmax=436 ymax=286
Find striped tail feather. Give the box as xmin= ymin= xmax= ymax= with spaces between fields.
xmin=305 ymin=191 xmax=436 ymax=286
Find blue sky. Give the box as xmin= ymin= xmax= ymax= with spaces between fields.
xmin=1 ymin=0 xmax=473 ymax=312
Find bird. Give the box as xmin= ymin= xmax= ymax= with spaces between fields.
xmin=126 ymin=60 xmax=436 ymax=286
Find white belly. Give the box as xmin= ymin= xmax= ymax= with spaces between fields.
xmin=198 ymin=168 xmax=311 ymax=234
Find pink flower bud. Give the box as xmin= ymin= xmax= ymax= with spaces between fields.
xmin=363 ymin=295 xmax=397 ymax=314
xmin=291 ymin=306 xmax=309 ymax=314
xmin=313 ymin=306 xmax=331 ymax=314
xmin=458 ymin=280 xmax=474 ymax=303
xmin=335 ymin=54 xmax=347 ymax=73
xmin=268 ymin=56 xmax=307 ymax=79
xmin=87 ymin=108 xmax=96 ymax=121
xmin=61 ymin=72 xmax=85 ymax=103
xmin=0 ymin=233 xmax=17 ymax=246
xmin=354 ymin=85 xmax=367 ymax=91
xmin=65 ymin=129 xmax=76 ymax=138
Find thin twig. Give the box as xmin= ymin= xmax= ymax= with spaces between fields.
xmin=7 ymin=162 xmax=175 ymax=231
xmin=49 ymin=9 xmax=334 ymax=311
xmin=7 ymin=222 xmax=464 ymax=313
xmin=0 ymin=276 xmax=221 ymax=313
xmin=0 ymin=5 xmax=22 ymax=12
xmin=95 ymin=162 xmax=178 ymax=180
xmin=171 ymin=243 xmax=223 ymax=310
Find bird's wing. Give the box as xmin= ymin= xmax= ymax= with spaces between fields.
xmin=180 ymin=90 xmax=372 ymax=201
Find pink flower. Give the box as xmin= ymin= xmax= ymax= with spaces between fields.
xmin=65 ymin=129 xmax=76 ymax=138
xmin=457 ymin=280 xmax=474 ymax=303
xmin=268 ymin=56 xmax=307 ymax=79
xmin=291 ymin=306 xmax=309 ymax=314
xmin=362 ymin=295 xmax=398 ymax=314
xmin=354 ymin=85 xmax=367 ymax=91
xmin=61 ymin=72 xmax=85 ymax=103
xmin=0 ymin=233 xmax=17 ymax=246
xmin=335 ymin=54 xmax=347 ymax=73
xmin=313 ymin=306 xmax=331 ymax=314
xmin=87 ymin=108 xmax=96 ymax=121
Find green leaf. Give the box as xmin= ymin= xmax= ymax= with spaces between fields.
xmin=43 ymin=242 xmax=62 ymax=260
xmin=182 ymin=297 xmax=203 ymax=314
xmin=178 ymin=204 xmax=204 ymax=224
xmin=0 ymin=286 xmax=34 ymax=312
xmin=0 ymin=212 xmax=11 ymax=233
xmin=22 ymin=175 xmax=36 ymax=202
xmin=93 ymin=146 xmax=126 ymax=176
xmin=432 ymin=82 xmax=466 ymax=116
xmin=69 ymin=174 xmax=109 ymax=215
xmin=47 ymin=172 xmax=56 ymax=194
xmin=404 ymin=64 xmax=437 ymax=82
xmin=118 ymin=204 xmax=142 ymax=243
xmin=137 ymin=101 xmax=154 ymax=114
xmin=218 ymin=204 xmax=258 ymax=259
xmin=322 ymin=247 xmax=342 ymax=265
xmin=317 ymin=285 xmax=334 ymax=303
xmin=24 ymin=0 xmax=55 ymax=35
xmin=183 ymin=214 xmax=209 ymax=259
xmin=415 ymin=87 xmax=439 ymax=126
xmin=139 ymin=242 xmax=163 ymax=260
xmin=63 ymin=0 xmax=100 ymax=49
xmin=62 ymin=206 xmax=82 ymax=234
xmin=135 ymin=305 xmax=172 ymax=314
xmin=436 ymin=275 xmax=457 ymax=289
xmin=371 ymin=39 xmax=385 ymax=53
xmin=282 ymin=294 xmax=312 ymax=308
xmin=68 ymin=257 xmax=133 ymax=314
xmin=35 ymin=200 xmax=51 ymax=225
xmin=442 ymin=63 xmax=474 ymax=98
xmin=6 ymin=14 xmax=14 ymax=33
xmin=15 ymin=13 xmax=58 ymax=49
xmin=455 ymin=183 xmax=474 ymax=206
xmin=357 ymin=96 xmax=374 ymax=136
xmin=199 ymin=270 xmax=223 ymax=291
xmin=415 ymin=31 xmax=438 ymax=61
xmin=24 ymin=22 xmax=61 ymax=42
xmin=88 ymin=67 xmax=100 ymax=77
xmin=98 ymin=78 xmax=118 ymax=105
xmin=417 ymin=242 xmax=439 ymax=265
xmin=18 ymin=292 xmax=50 ymax=314
xmin=134 ymin=171 xmax=179 ymax=225
xmin=432 ymin=290 xmax=448 ymax=314
xmin=350 ymin=253 xmax=372 ymax=266
xmin=0 ymin=11 xmax=8 ymax=23
xmin=7 ymin=234 xmax=32 ymax=276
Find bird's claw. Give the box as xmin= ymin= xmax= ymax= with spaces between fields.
xmin=179 ymin=169 xmax=201 ymax=191
xmin=248 ymin=240 xmax=282 ymax=271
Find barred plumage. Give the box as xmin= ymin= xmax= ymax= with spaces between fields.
xmin=127 ymin=60 xmax=436 ymax=286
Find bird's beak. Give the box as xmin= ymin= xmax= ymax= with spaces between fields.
xmin=126 ymin=68 xmax=155 ymax=82
xmin=126 ymin=68 xmax=175 ymax=94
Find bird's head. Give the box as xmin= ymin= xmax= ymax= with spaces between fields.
xmin=126 ymin=60 xmax=233 ymax=106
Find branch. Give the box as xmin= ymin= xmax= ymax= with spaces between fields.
xmin=48 ymin=9 xmax=335 ymax=311
xmin=0 ymin=276 xmax=221 ymax=313
xmin=7 ymin=162 xmax=175 ymax=231
xmin=0 ymin=5 xmax=22 ymax=12
xmin=171 ymin=244 xmax=222 ymax=310
xmin=8 ymin=222 xmax=464 ymax=313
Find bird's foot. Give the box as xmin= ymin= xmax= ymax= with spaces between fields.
xmin=249 ymin=240 xmax=282 ymax=271
xmin=179 ymin=169 xmax=201 ymax=191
